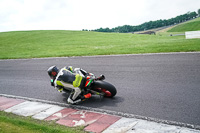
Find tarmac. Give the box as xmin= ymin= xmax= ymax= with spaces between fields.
xmin=0 ymin=95 xmax=200 ymax=133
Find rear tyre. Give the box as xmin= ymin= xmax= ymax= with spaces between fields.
xmin=92 ymin=81 xmax=117 ymax=98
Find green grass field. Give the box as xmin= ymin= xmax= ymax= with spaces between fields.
xmin=0 ymin=111 xmax=85 ymax=133
xmin=168 ymin=17 xmax=200 ymax=32
xmin=0 ymin=18 xmax=200 ymax=59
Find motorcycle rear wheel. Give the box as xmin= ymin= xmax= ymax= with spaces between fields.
xmin=92 ymin=81 xmax=117 ymax=98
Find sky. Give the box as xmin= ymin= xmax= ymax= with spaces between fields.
xmin=0 ymin=0 xmax=199 ymax=32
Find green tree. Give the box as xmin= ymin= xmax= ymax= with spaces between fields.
xmin=93 ymin=10 xmax=198 ymax=33
xmin=189 ymin=11 xmax=198 ymax=19
xmin=198 ymin=9 xmax=200 ymax=17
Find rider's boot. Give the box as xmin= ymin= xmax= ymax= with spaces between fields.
xmin=83 ymin=93 xmax=92 ymax=99
xmin=67 ymin=90 xmax=81 ymax=104
xmin=67 ymin=93 xmax=91 ymax=104
xmin=67 ymin=98 xmax=81 ymax=104
xmin=79 ymin=93 xmax=92 ymax=102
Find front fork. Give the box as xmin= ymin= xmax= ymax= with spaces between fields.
xmin=83 ymin=74 xmax=106 ymax=98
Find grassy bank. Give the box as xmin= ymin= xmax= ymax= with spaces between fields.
xmin=0 ymin=111 xmax=85 ymax=133
xmin=168 ymin=17 xmax=200 ymax=32
xmin=0 ymin=30 xmax=199 ymax=59
xmin=0 ymin=17 xmax=200 ymax=59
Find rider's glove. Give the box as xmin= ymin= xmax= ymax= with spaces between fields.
xmin=51 ymin=79 xmax=54 ymax=86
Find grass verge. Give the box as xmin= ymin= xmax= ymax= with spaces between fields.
xmin=0 ymin=30 xmax=199 ymax=59
xmin=0 ymin=111 xmax=86 ymax=133
xmin=168 ymin=17 xmax=200 ymax=32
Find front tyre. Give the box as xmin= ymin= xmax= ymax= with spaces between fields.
xmin=92 ymin=81 xmax=117 ymax=98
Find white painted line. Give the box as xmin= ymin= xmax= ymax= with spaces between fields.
xmin=179 ymin=128 xmax=200 ymax=133
xmin=103 ymin=118 xmax=138 ymax=133
xmin=129 ymin=119 xmax=182 ymax=133
xmin=128 ymin=120 xmax=200 ymax=133
xmin=1 ymin=93 xmax=200 ymax=131
xmin=32 ymin=105 xmax=65 ymax=120
xmin=5 ymin=101 xmax=53 ymax=117
xmin=5 ymin=101 xmax=30 ymax=113
xmin=104 ymin=118 xmax=200 ymax=133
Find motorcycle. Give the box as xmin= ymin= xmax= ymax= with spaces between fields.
xmin=84 ymin=74 xmax=117 ymax=98
xmin=62 ymin=73 xmax=117 ymax=99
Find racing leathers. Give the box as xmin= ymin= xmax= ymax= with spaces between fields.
xmin=52 ymin=66 xmax=91 ymax=104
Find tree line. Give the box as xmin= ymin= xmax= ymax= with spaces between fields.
xmin=83 ymin=10 xmax=200 ymax=33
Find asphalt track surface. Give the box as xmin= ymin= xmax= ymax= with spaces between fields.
xmin=0 ymin=52 xmax=200 ymax=126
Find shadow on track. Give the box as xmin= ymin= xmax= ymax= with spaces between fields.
xmin=61 ymin=93 xmax=124 ymax=108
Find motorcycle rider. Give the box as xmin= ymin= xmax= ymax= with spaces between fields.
xmin=47 ymin=65 xmax=92 ymax=104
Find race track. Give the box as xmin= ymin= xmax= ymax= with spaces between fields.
xmin=0 ymin=52 xmax=200 ymax=126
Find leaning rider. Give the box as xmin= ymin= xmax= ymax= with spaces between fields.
xmin=47 ymin=66 xmax=91 ymax=104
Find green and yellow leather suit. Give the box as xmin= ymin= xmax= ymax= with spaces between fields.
xmin=53 ymin=66 xmax=86 ymax=104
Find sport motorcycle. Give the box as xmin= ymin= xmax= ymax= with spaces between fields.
xmin=62 ymin=74 xmax=117 ymax=99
